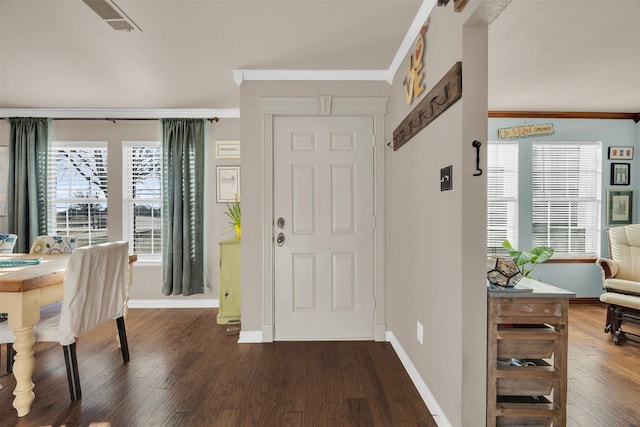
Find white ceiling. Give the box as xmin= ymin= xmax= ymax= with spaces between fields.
xmin=1 ymin=0 xmax=638 ymax=113
xmin=488 ymin=0 xmax=640 ymax=113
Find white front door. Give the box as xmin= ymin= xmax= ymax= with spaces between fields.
xmin=273 ymin=116 xmax=375 ymax=340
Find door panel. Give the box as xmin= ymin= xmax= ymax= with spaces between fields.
xmin=273 ymin=116 xmax=374 ymax=340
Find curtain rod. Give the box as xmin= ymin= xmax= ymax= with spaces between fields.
xmin=1 ymin=117 xmax=220 ymax=123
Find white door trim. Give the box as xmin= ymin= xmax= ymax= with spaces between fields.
xmin=260 ymin=95 xmax=388 ymax=342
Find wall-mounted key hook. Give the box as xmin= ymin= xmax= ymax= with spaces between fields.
xmin=472 ymin=140 xmax=483 ymax=176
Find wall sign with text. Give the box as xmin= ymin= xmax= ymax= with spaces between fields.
xmin=498 ymin=123 xmax=554 ymax=140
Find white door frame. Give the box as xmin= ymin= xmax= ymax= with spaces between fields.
xmin=259 ymin=95 xmax=388 ymax=342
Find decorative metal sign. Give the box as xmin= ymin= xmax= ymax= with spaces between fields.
xmin=497 ymin=123 xmax=554 ymax=139
xmin=392 ymin=61 xmax=462 ymax=151
xmin=402 ymin=24 xmax=428 ymax=105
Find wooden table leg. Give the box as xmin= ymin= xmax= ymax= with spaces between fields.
xmin=2 ymin=288 xmax=51 ymax=418
xmin=10 ymin=325 xmax=36 ymax=417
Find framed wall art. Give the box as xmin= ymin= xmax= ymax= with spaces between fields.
xmin=610 ymin=163 xmax=630 ymax=185
xmin=215 ymin=140 xmax=240 ymax=159
xmin=607 ymin=190 xmax=633 ymax=226
xmin=608 ymin=146 xmax=634 ymax=160
xmin=216 ymin=166 xmax=240 ymax=203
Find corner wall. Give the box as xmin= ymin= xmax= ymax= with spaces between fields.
xmin=385 ymin=3 xmax=492 ymax=425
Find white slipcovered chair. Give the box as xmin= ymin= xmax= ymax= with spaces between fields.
xmin=0 ymin=241 xmax=130 ymax=400
xmin=0 ymin=234 xmax=17 ymax=254
xmin=29 ymin=235 xmax=78 ymax=254
xmin=596 ymin=224 xmax=640 ymax=345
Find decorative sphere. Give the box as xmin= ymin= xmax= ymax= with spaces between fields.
xmin=487 ymin=256 xmax=523 ymax=287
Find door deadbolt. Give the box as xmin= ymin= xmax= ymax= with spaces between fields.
xmin=277 ymin=217 xmax=285 ymax=228
xmin=276 ymin=232 xmax=285 ymax=246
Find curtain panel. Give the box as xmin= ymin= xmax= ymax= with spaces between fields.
xmin=7 ymin=118 xmax=49 ymax=253
xmin=161 ymin=118 xmax=205 ymax=296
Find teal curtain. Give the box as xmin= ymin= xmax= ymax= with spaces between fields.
xmin=7 ymin=118 xmax=49 ymax=253
xmin=161 ymin=118 xmax=205 ymax=296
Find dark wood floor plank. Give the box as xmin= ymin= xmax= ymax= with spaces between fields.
xmin=347 ymin=397 xmax=375 ymax=426
xmin=301 ymin=364 xmax=329 ymax=426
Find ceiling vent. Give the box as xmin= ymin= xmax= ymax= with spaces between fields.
xmin=82 ymin=0 xmax=142 ymax=32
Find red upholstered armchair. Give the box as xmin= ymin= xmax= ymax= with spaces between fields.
xmin=596 ymin=224 xmax=640 ymax=345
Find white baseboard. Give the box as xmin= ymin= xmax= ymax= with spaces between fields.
xmin=386 ymin=331 xmax=452 ymax=427
xmin=128 ymin=299 xmax=219 ymax=309
xmin=238 ymin=330 xmax=262 ymax=343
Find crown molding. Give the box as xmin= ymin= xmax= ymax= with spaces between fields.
xmin=0 ymin=108 xmax=240 ymax=119
xmin=488 ymin=111 xmax=640 ymax=122
xmin=233 ymin=69 xmax=389 ymax=86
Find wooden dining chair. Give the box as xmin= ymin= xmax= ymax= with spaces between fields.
xmin=0 ymin=241 xmax=130 ymax=400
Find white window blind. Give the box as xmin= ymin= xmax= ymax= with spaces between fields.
xmin=123 ymin=142 xmax=162 ymax=258
xmin=487 ymin=141 xmax=519 ymax=255
xmin=532 ymin=142 xmax=601 ymax=256
xmin=48 ymin=141 xmax=109 ymax=247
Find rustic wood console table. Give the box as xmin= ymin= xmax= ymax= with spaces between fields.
xmin=487 ymin=278 xmax=575 ymax=427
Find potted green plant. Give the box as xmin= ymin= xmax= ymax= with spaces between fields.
xmin=502 ymin=240 xmax=554 ymax=278
xmin=223 ymin=194 xmax=241 ymax=240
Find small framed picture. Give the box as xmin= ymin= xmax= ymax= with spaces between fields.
xmin=610 ymin=163 xmax=630 ymax=185
xmin=608 ymin=146 xmax=634 ymax=160
xmin=215 ymin=140 xmax=240 ymax=159
xmin=216 ymin=166 xmax=240 ymax=203
xmin=607 ymin=190 xmax=633 ymax=226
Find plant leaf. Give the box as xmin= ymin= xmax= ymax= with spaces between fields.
xmin=530 ymin=246 xmax=554 ymax=263
xmin=510 ymin=250 xmax=533 ymax=267
xmin=502 ymin=240 xmax=514 ymax=250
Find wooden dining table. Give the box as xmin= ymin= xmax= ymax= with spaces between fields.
xmin=0 ymin=253 xmax=136 ymax=417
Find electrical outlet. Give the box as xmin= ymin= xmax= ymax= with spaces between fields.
xmin=417 ymin=321 xmax=424 ymax=344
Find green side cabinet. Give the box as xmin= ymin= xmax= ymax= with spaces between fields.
xmin=217 ymin=238 xmax=241 ymax=325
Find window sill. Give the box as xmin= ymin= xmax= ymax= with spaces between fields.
xmin=545 ymin=257 xmax=596 ymax=264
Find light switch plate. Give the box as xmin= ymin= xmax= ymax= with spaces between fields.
xmin=440 ymin=165 xmax=452 ymax=191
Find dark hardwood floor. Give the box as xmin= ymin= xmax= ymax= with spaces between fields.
xmin=0 ymin=308 xmax=436 ymax=426
xmin=1 ymin=303 xmax=638 ymax=426
xmin=567 ymin=303 xmax=640 ymax=427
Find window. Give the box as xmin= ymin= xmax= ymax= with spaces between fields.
xmin=48 ymin=142 xmax=108 ymax=246
xmin=123 ymin=142 xmax=162 ymax=258
xmin=532 ymin=142 xmax=601 ymax=256
xmin=487 ymin=141 xmax=519 ymax=255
